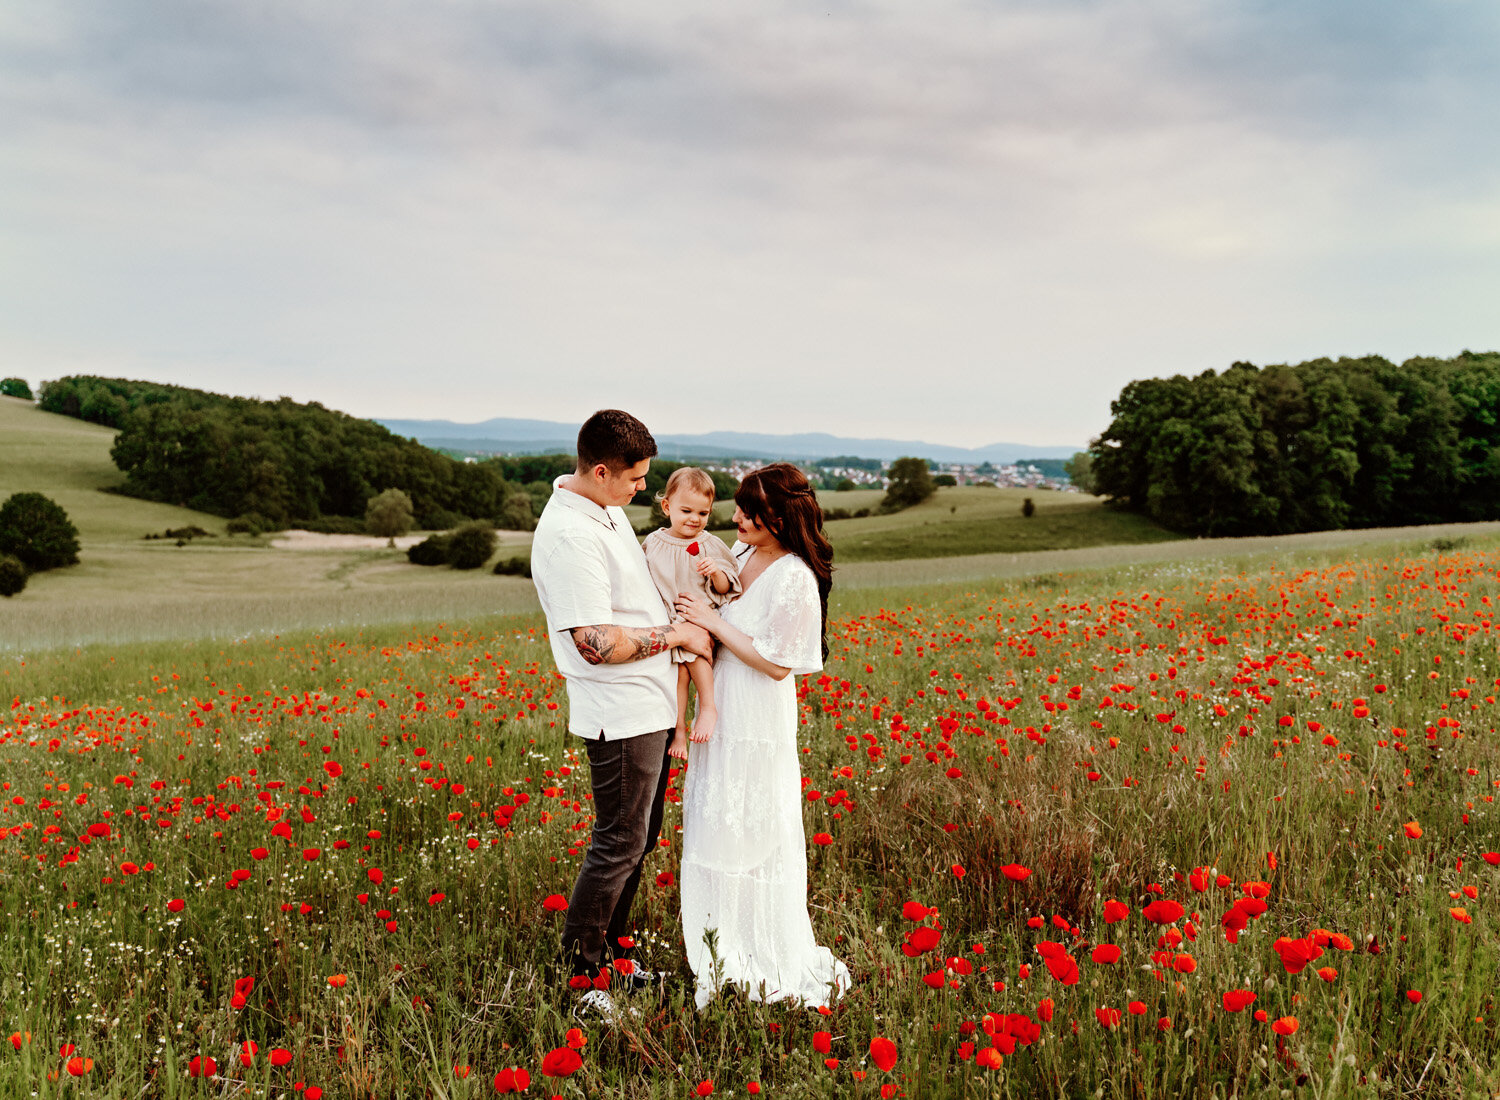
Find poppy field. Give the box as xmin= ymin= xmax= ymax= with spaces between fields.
xmin=3 ymin=535 xmax=1500 ymax=1098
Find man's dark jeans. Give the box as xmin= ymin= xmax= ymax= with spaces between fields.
xmin=560 ymin=728 xmax=672 ymax=978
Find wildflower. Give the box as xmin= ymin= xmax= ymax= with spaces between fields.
xmin=1000 ymin=863 xmax=1031 ymax=882
xmin=869 ymin=1036 xmax=897 ymax=1072
xmin=1222 ymin=990 xmax=1257 ymax=1012
xmin=187 ymin=1055 xmax=217 ymax=1077
xmin=1090 ymin=944 xmax=1121 ymax=965
xmin=1272 ymin=1016 xmax=1299 ymax=1036
xmin=543 ymin=894 xmax=569 ymax=912
xmin=541 ymin=1048 xmax=582 ymax=1077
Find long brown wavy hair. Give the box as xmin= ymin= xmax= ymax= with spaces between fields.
xmin=734 ymin=463 xmax=833 ymax=662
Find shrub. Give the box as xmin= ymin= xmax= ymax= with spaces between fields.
xmin=406 ymin=533 xmax=451 ymax=566
xmin=1022 ymin=497 xmax=1036 ymax=518
xmin=933 ymin=474 xmax=958 ymax=487
xmin=446 ymin=522 xmax=497 ymax=570
xmin=226 ymin=513 xmax=269 ymax=536
xmin=0 ymin=555 xmax=27 ymax=597
xmin=0 ymin=492 xmax=80 ymax=571
xmin=835 ymin=479 xmax=856 ymax=492
xmin=493 ymin=556 xmax=532 ymax=578
xmin=0 ymin=378 xmax=32 ymax=401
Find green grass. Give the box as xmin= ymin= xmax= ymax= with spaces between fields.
xmin=825 ymin=486 xmax=1177 ymax=561
xmin=0 ymin=396 xmax=231 ymax=542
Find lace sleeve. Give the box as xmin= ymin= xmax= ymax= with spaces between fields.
xmin=750 ymin=559 xmax=823 ymax=676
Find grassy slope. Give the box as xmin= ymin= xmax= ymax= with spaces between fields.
xmin=0 ymin=397 xmax=540 ymax=649
xmin=0 ymin=395 xmax=229 ymax=541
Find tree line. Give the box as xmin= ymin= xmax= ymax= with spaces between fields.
xmin=1089 ymin=351 xmax=1500 ymax=536
xmin=38 ymin=375 xmax=534 ymax=529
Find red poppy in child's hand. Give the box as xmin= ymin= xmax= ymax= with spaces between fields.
xmin=687 ymin=542 xmax=700 ymax=556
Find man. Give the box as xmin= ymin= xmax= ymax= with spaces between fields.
xmin=529 ymin=409 xmax=713 ymax=1016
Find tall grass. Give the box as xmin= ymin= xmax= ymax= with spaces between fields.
xmin=2 ymin=537 xmax=1498 ymax=1096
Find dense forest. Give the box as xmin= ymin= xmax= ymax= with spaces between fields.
xmin=1089 ymin=351 xmax=1500 ymax=536
xmin=38 ymin=376 xmax=532 ymax=528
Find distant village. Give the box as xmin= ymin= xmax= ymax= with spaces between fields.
xmin=711 ymin=458 xmax=1077 ymax=492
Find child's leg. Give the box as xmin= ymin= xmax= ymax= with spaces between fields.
xmin=668 ymin=664 xmax=690 ymax=760
xmin=688 ymin=658 xmax=717 ymax=743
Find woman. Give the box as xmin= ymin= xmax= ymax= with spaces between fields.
xmin=673 ymin=463 xmax=852 ymax=1010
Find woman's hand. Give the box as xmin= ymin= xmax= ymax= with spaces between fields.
xmin=674 ymin=591 xmax=724 ymax=634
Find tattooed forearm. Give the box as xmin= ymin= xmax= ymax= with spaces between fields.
xmin=629 ymin=627 xmax=671 ymax=661
xmin=571 ymin=624 xmax=672 ymax=665
xmin=572 ymin=625 xmax=616 ymax=665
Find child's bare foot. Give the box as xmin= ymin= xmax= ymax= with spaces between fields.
xmin=667 ymin=729 xmax=689 ymax=760
xmin=690 ymin=706 xmax=717 ymax=743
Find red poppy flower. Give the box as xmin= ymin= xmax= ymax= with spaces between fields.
xmin=1142 ymin=899 xmax=1184 ymax=924
xmin=1273 ymin=935 xmax=1323 ymax=975
xmin=270 ymin=1049 xmax=292 ymax=1067
xmin=1094 ymin=1007 xmax=1121 ymax=1029
xmin=328 ymin=974 xmax=348 ymax=988
xmin=812 ymin=833 xmax=833 ymax=846
xmin=1127 ymin=1001 xmax=1147 ymax=1016
xmin=922 ymin=972 xmax=946 ymax=989
xmin=565 ymin=1027 xmax=587 ymax=1050
xmin=493 ymin=1067 xmax=530 ymax=1093
xmin=1037 ymin=998 xmax=1054 ymax=1022
xmin=1316 ymin=966 xmax=1338 ymax=982
xmin=1000 ymin=863 xmax=1031 ymax=882
xmin=541 ymin=1048 xmax=582 ymax=1077
xmin=65 ymin=1056 xmax=93 ymax=1076
xmin=1090 ymin=944 xmax=1121 ymax=965
xmin=1482 ymin=852 xmax=1500 ymax=866
xmin=167 ymin=898 xmax=185 ymax=913
xmin=1044 ymin=954 xmax=1079 ymax=985
xmin=1222 ymin=989 xmax=1256 ymax=1012
xmin=1406 ymin=990 xmax=1422 ymax=1004
xmin=543 ymin=894 xmax=569 ymax=912
xmin=187 ymin=1055 xmax=217 ymax=1078
xmin=656 ymin=871 xmax=675 ymax=887
xmin=687 ymin=542 xmax=700 ymax=556
xmin=1272 ymin=1016 xmax=1299 ymax=1036
xmin=323 ymin=761 xmax=342 ymax=779
xmin=251 ymin=847 xmax=269 ymax=861
xmin=1403 ymin=821 xmax=1423 ymax=840
xmin=975 ymin=1047 xmax=1003 ymax=1070
xmin=869 ymin=1036 xmax=897 ymax=1072
xmin=695 ymin=1081 xmax=714 ymax=1097
xmin=1172 ymin=953 xmax=1196 ymax=974
xmin=813 ymin=1031 xmax=832 ymax=1054
xmin=902 ymin=901 xmax=931 ymax=921
xmin=302 ymin=848 xmax=320 ymax=861
xmin=367 ymin=868 xmax=384 ymax=884
xmin=1102 ymin=900 xmax=1130 ymax=923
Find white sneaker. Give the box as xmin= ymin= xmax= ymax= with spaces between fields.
xmin=573 ymin=989 xmax=639 ymax=1022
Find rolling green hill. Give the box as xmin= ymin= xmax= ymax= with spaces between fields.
xmin=0 ymin=395 xmax=228 ymax=542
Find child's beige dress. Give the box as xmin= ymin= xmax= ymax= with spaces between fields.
xmin=642 ymin=530 xmax=742 ymax=662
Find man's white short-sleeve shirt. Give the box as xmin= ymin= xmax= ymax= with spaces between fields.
xmin=530 ymin=477 xmax=676 ymax=739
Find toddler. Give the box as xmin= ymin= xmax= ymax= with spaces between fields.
xmin=642 ymin=468 xmax=741 ymax=759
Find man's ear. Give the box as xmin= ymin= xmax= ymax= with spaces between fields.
xmin=590 ymin=463 xmax=610 ymax=482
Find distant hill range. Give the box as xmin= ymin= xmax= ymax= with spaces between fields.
xmin=375 ymin=417 xmax=1080 ymax=465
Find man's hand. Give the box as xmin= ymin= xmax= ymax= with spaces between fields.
xmin=675 ymin=620 xmax=714 ymax=661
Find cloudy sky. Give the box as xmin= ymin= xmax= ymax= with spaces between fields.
xmin=3 ymin=1 xmax=1497 ymax=449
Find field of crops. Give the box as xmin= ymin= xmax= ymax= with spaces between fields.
xmin=3 ymin=533 xmax=1499 ymax=1097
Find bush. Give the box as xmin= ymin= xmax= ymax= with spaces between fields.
xmin=446 ymin=522 xmax=497 ymax=570
xmin=407 ymin=533 xmax=451 ymax=566
xmin=835 ymin=479 xmax=857 ymax=492
xmin=1022 ymin=497 xmax=1036 ymax=518
xmin=933 ymin=474 xmax=958 ymax=487
xmin=226 ymin=513 xmax=270 ymax=536
xmin=0 ymin=555 xmax=27 ymax=597
xmin=0 ymin=378 xmax=32 ymax=401
xmin=0 ymin=492 xmax=80 ymax=571
xmin=493 ymin=556 xmax=532 ymax=578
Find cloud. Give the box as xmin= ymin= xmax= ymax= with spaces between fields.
xmin=1 ymin=1 xmax=1497 ymax=446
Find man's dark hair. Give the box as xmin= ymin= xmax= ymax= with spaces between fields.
xmin=576 ymin=410 xmax=657 ymax=473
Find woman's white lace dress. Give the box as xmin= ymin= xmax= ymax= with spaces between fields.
xmin=680 ymin=547 xmax=852 ymax=1010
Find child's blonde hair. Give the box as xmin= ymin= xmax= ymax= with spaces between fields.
xmin=655 ymin=466 xmax=717 ymax=506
